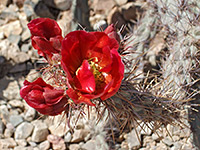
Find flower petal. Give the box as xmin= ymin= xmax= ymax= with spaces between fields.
xmin=101 ymin=49 xmax=124 ymax=100
xmin=74 ymin=60 xmax=95 ymax=93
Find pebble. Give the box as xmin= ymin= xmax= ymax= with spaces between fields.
xmin=8 ymin=100 xmax=24 ymax=109
xmin=3 ymin=80 xmax=21 ymax=100
xmin=47 ymin=134 xmax=66 ymax=150
xmin=126 ymin=129 xmax=141 ymax=149
xmin=121 ymin=2 xmax=137 ymax=21
xmin=38 ymin=140 xmax=50 ymax=150
xmin=4 ymin=123 xmax=14 ymax=138
xmin=162 ymin=136 xmax=174 ymax=147
xmin=9 ymin=115 xmax=23 ymax=127
xmin=31 ymin=120 xmax=49 ymax=142
xmin=68 ymin=144 xmax=80 ymax=150
xmin=49 ymin=123 xmax=69 ymax=137
xmin=64 ymin=131 xmax=72 ymax=143
xmin=14 ymin=122 xmax=33 ymax=139
xmin=0 ymin=138 xmax=17 ymax=149
xmin=24 ymin=106 xmax=36 ymax=122
xmin=54 ymin=0 xmax=72 ymax=11
xmin=8 ymin=34 xmax=21 ymax=44
xmin=0 ymin=20 xmax=22 ymax=37
xmin=137 ymin=122 xmax=152 ymax=136
xmin=15 ymin=139 xmax=27 ymax=146
xmin=71 ymin=129 xmax=90 ymax=143
xmin=114 ymin=0 xmax=128 ymax=5
xmin=9 ymin=63 xmax=27 ymax=73
xmin=21 ymin=43 xmax=31 ymax=52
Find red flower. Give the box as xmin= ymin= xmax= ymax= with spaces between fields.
xmin=20 ymin=78 xmax=68 ymax=116
xmin=28 ymin=18 xmax=63 ymax=59
xmin=61 ymin=30 xmax=124 ymax=106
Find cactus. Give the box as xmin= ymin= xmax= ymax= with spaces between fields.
xmin=102 ymin=0 xmax=200 ymax=148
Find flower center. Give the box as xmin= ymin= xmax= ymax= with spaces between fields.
xmin=88 ymin=58 xmax=106 ymax=88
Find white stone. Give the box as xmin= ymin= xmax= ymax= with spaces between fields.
xmin=32 ymin=120 xmax=49 ymax=142
xmin=14 ymin=122 xmax=33 ymax=139
xmin=0 ymin=20 xmax=22 ymax=37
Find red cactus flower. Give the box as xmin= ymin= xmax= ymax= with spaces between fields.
xmin=20 ymin=78 xmax=68 ymax=116
xmin=61 ymin=30 xmax=124 ymax=106
xmin=28 ymin=18 xmax=63 ymax=59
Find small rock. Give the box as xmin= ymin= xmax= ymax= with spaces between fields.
xmin=68 ymin=144 xmax=80 ymax=150
xmin=121 ymin=2 xmax=137 ymax=21
xmin=21 ymin=43 xmax=31 ymax=53
xmin=64 ymin=132 xmax=72 ymax=142
xmin=14 ymin=146 xmax=29 ymax=150
xmin=47 ymin=134 xmax=66 ymax=150
xmin=0 ymin=20 xmax=22 ymax=37
xmin=143 ymin=136 xmax=156 ymax=147
xmin=3 ymin=80 xmax=21 ymax=100
xmin=93 ymin=20 xmax=107 ymax=31
xmin=114 ymin=0 xmax=128 ymax=5
xmin=28 ymin=141 xmax=37 ymax=147
xmin=4 ymin=123 xmax=14 ymax=138
xmin=0 ymin=105 xmax=9 ymax=123
xmin=23 ymin=2 xmax=35 ymax=19
xmin=152 ymin=131 xmax=163 ymax=141
xmin=14 ymin=122 xmax=33 ymax=139
xmin=15 ymin=139 xmax=27 ymax=146
xmin=34 ymin=1 xmax=56 ymax=19
xmin=82 ymin=140 xmax=96 ymax=150
xmin=121 ymin=141 xmax=129 ymax=150
xmin=49 ymin=123 xmax=69 ymax=137
xmin=39 ymin=140 xmax=50 ymax=150
xmin=71 ymin=129 xmax=90 ymax=143
xmin=32 ymin=120 xmax=49 ymax=142
xmin=82 ymin=135 xmax=109 ymax=150
xmin=179 ymin=128 xmax=191 ymax=138
xmin=92 ymin=0 xmax=115 ymax=16
xmin=9 ymin=63 xmax=27 ymax=73
xmin=0 ymin=138 xmax=17 ymax=149
xmin=8 ymin=34 xmax=21 ymax=44
xmin=155 ymin=142 xmax=168 ymax=150
xmin=107 ymin=7 xmax=126 ymax=30
xmin=21 ymin=29 xmax=31 ymax=41
xmin=172 ymin=135 xmax=180 ymax=142
xmin=162 ymin=136 xmax=174 ymax=146
xmin=137 ymin=122 xmax=152 ymax=136
xmin=126 ymin=129 xmax=141 ymax=149
xmin=9 ymin=115 xmax=23 ymax=127
xmin=24 ymin=106 xmax=36 ymax=121
xmin=54 ymin=0 xmax=72 ymax=11
xmin=8 ymin=100 xmax=24 ymax=109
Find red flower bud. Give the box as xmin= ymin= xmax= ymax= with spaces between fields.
xmin=20 ymin=78 xmax=68 ymax=116
xmin=28 ymin=18 xmax=63 ymax=59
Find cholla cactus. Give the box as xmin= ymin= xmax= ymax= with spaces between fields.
xmin=106 ymin=0 xmax=200 ymax=147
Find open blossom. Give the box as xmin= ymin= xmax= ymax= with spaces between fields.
xmin=20 ymin=78 xmax=68 ymax=116
xmin=61 ymin=30 xmax=124 ymax=106
xmin=22 ymin=18 xmax=124 ymax=113
xmin=28 ymin=18 xmax=63 ymax=59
